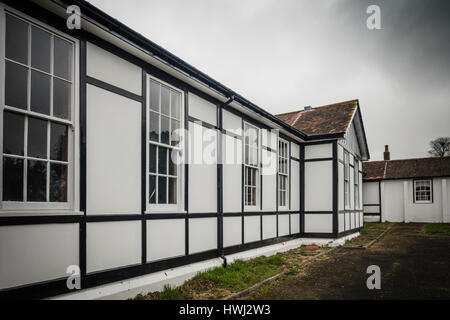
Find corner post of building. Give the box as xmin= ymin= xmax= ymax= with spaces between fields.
xmin=332 ymin=140 xmax=339 ymax=238
xmin=300 ymin=144 xmax=305 ymax=235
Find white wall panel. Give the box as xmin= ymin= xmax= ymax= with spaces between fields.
xmin=350 ymin=212 xmax=355 ymax=229
xmin=383 ymin=181 xmax=405 ymax=222
xmin=290 ymin=160 xmax=300 ymax=211
xmin=189 ymin=218 xmax=217 ymax=254
xmin=223 ymin=217 xmax=242 ymax=247
xmin=262 ymin=149 xmax=276 ymax=211
xmin=290 ymin=214 xmax=300 ymax=234
xmin=147 ymin=219 xmax=185 ymax=262
xmin=304 ymin=214 xmax=333 ymax=233
xmin=338 ymin=214 xmax=345 ymax=232
xmin=0 ymin=224 xmax=78 ymax=289
xmin=244 ymin=216 xmax=260 ymax=243
xmin=305 ymin=161 xmax=333 ymax=211
xmin=278 ymin=215 xmax=290 ymax=236
xmin=261 ymin=130 xmax=277 ymax=149
xmin=223 ymin=134 xmax=242 ymax=213
xmin=189 ymin=122 xmax=217 ymax=213
xmin=345 ymin=212 xmax=350 ymax=230
xmin=338 ymin=144 xmax=344 ymax=161
xmin=222 ymin=110 xmax=241 ymax=135
xmin=291 ymin=143 xmax=300 ymax=159
xmin=188 ymin=93 xmax=217 ymax=126
xmin=405 ymin=179 xmax=442 ymax=223
xmin=87 ymin=221 xmax=141 ymax=273
xmin=305 ymin=143 xmax=332 ymax=159
xmin=262 ymin=215 xmax=277 ymax=239
xmin=350 ymin=167 xmax=354 ymax=210
xmin=86 ymin=85 xmax=141 ymax=214
xmin=86 ymin=42 xmax=141 ymax=95
xmin=338 ymin=162 xmax=344 ymax=210
xmin=363 ymin=182 xmax=380 ymax=204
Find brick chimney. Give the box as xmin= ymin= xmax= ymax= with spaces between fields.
xmin=384 ymin=145 xmax=390 ymax=161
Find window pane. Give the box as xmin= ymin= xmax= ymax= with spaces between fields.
xmin=31 ymin=70 xmax=51 ymax=115
xmin=149 ymin=175 xmax=156 ymax=203
xmin=5 ymin=61 xmax=28 ymax=110
xmin=149 ymin=81 xmax=160 ymax=112
xmin=53 ymin=78 xmax=71 ymax=119
xmin=158 ymin=147 xmax=167 ymax=174
xmin=28 ymin=117 xmax=47 ymax=159
xmin=3 ymin=111 xmax=24 ymax=156
xmin=50 ymin=163 xmax=67 ymax=202
xmin=27 ymin=160 xmax=47 ymax=202
xmin=161 ymin=86 xmax=170 ymax=116
xmin=149 ymin=144 xmax=157 ymax=173
xmin=6 ymin=14 xmax=28 ymax=64
xmin=169 ymin=177 xmax=177 ymax=204
xmin=54 ymin=37 xmax=73 ymax=80
xmin=149 ymin=111 xmax=159 ymax=142
xmin=158 ymin=176 xmax=167 ymax=204
xmin=50 ymin=123 xmax=68 ymax=161
xmin=161 ymin=115 xmax=170 ymax=145
xmin=31 ymin=26 xmax=51 ymax=72
xmin=171 ymin=119 xmax=180 ymax=146
xmin=2 ymin=157 xmax=24 ymax=201
xmin=169 ymin=150 xmax=177 ymax=176
xmin=171 ymin=91 xmax=180 ymax=119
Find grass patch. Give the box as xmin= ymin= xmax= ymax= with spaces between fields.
xmin=135 ymin=245 xmax=328 ymax=300
xmin=423 ymin=223 xmax=450 ymax=235
xmin=344 ymin=222 xmax=394 ymax=247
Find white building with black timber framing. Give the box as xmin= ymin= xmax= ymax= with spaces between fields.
xmin=0 ymin=0 xmax=370 ymax=299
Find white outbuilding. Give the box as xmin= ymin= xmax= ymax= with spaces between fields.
xmin=363 ymin=146 xmax=450 ymax=223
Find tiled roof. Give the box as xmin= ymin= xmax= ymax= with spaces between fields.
xmin=275 ymin=100 xmax=358 ymax=136
xmin=363 ymin=156 xmax=450 ymax=181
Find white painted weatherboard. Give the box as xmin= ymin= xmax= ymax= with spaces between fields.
xmin=305 ymin=160 xmax=333 ymax=211
xmin=87 ymin=221 xmax=141 ymax=273
xmin=189 ymin=218 xmax=217 ymax=254
xmin=222 ymin=110 xmax=241 ymax=135
xmin=86 ymin=85 xmax=141 ymax=214
xmin=86 ymin=42 xmax=141 ymax=95
xmin=147 ymin=219 xmax=185 ymax=262
xmin=291 ymin=143 xmax=300 ymax=159
xmin=188 ymin=92 xmax=217 ymax=126
xmin=0 ymin=224 xmax=78 ymax=290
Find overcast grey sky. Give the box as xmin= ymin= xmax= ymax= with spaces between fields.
xmin=88 ymin=0 xmax=450 ymax=160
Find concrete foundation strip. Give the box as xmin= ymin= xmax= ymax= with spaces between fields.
xmin=223 ymin=246 xmax=338 ymax=300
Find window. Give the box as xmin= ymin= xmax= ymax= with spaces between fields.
xmin=1 ymin=11 xmax=76 ymax=210
xmin=354 ymin=159 xmax=359 ymax=209
xmin=414 ymin=180 xmax=432 ymax=203
xmin=278 ymin=139 xmax=289 ymax=208
xmin=244 ymin=123 xmax=259 ymax=208
xmin=147 ymin=78 xmax=183 ymax=210
xmin=344 ymin=151 xmax=350 ymax=209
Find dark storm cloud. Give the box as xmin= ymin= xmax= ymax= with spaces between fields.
xmin=88 ymin=0 xmax=450 ymax=160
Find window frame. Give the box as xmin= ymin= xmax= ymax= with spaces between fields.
xmin=0 ymin=5 xmax=80 ymax=214
xmin=413 ymin=179 xmax=433 ymax=204
xmin=343 ymin=150 xmax=350 ymax=209
xmin=146 ymin=75 xmax=185 ymax=213
xmin=243 ymin=122 xmax=260 ymax=210
xmin=354 ymin=158 xmax=359 ymax=210
xmin=278 ymin=138 xmax=289 ymax=209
